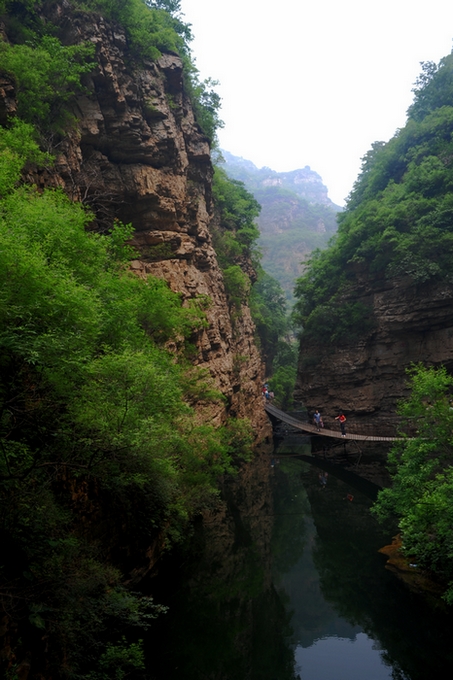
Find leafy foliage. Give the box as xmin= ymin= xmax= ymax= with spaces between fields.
xmin=0 ymin=34 xmax=95 ymax=133
xmin=0 ymin=119 xmax=51 ymax=194
xmin=1 ymin=0 xmax=223 ymax=144
xmin=186 ymin=75 xmax=224 ymax=143
xmin=85 ymin=0 xmax=189 ymax=59
xmin=250 ymin=271 xmax=286 ymax=336
xmin=0 ymin=3 xmax=247 ymax=674
xmin=249 ymin=271 xmax=298 ymax=407
xmin=212 ymin=166 xmax=261 ymax=259
xmin=0 ymin=135 xmax=250 ymax=676
xmin=294 ymin=52 xmax=453 ymax=345
xmin=268 ymin=344 xmax=298 ymax=410
xmin=250 ymin=270 xmax=288 ymax=367
xmin=211 ymin=168 xmax=298 ymax=399
xmin=211 ymin=165 xmax=261 ymax=307
xmin=84 ymin=0 xmax=223 ymax=142
xmin=373 ymin=364 xmax=453 ymax=603
xmin=222 ymin=265 xmax=251 ymax=310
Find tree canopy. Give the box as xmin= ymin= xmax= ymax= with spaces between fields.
xmin=373 ymin=364 xmax=453 ymax=603
xmin=0 ymin=0 xmax=223 ymax=144
xmin=294 ymin=52 xmax=453 ymax=343
xmin=0 ymin=119 xmax=256 ymax=675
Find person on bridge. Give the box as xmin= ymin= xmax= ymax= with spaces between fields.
xmin=313 ymin=410 xmax=323 ymax=431
xmin=335 ymin=411 xmax=347 ymax=436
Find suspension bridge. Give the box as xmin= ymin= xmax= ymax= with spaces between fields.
xmin=264 ymin=403 xmax=404 ymax=442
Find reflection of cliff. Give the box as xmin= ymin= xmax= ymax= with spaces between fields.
xmin=148 ymin=454 xmax=296 ymax=680
xmin=303 ymin=465 xmax=453 ymax=679
xmin=271 ymin=460 xmax=362 ymax=648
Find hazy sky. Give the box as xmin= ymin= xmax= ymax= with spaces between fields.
xmin=180 ymin=0 xmax=453 ymax=206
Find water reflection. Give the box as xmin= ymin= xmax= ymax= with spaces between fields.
xmin=276 ymin=451 xmax=453 ymax=680
xmin=294 ymin=634 xmax=393 ymax=680
xmin=271 ymin=455 xmax=395 ymax=678
xmin=148 ymin=454 xmax=296 ymax=680
xmin=149 ymin=439 xmax=453 ymax=679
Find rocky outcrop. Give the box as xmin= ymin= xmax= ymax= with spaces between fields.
xmin=0 ymin=71 xmax=16 ymax=125
xmin=221 ymin=151 xmax=340 ymax=208
xmin=221 ymin=151 xmax=340 ymax=303
xmin=295 ymin=276 xmax=453 ymax=436
xmin=19 ymin=6 xmax=270 ymax=442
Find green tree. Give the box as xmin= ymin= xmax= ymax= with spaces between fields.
xmin=250 ymin=269 xmax=288 ymax=371
xmin=373 ymin=364 xmax=453 ymax=603
xmin=211 ymin=166 xmax=261 ymax=310
xmin=0 ymin=181 xmax=246 ymax=676
xmin=0 ymin=35 xmax=95 ymax=133
xmin=0 ymin=1 xmax=246 ymax=675
xmin=212 ymin=165 xmax=261 ymax=258
xmin=294 ymin=51 xmax=453 ymax=347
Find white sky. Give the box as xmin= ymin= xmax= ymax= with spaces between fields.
xmin=179 ymin=0 xmax=453 ymax=206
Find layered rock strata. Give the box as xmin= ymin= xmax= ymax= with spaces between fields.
xmin=14 ymin=6 xmax=270 ymax=442
xmin=295 ymin=276 xmax=453 ymax=436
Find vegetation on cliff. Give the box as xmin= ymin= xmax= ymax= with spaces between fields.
xmin=211 ymin=165 xmax=261 ymax=302
xmin=291 ymin=48 xmax=453 ymax=602
xmin=294 ymin=51 xmax=453 ymax=344
xmin=373 ymin=364 xmax=453 ymax=603
xmin=221 ymin=151 xmax=340 ymax=306
xmin=211 ymin=166 xmax=297 ymax=407
xmin=0 ymin=0 xmax=222 ymax=144
xmin=217 ymin=152 xmax=343 ymax=406
xmin=250 ymin=273 xmax=297 ymax=408
xmin=0 ymin=122 xmax=255 ymax=677
xmin=0 ymin=2 xmax=258 ymax=677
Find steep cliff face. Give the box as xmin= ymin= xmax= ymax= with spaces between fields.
xmin=222 ymin=151 xmax=340 ymax=304
xmin=0 ymin=7 xmax=274 ymax=675
xmin=295 ymin=276 xmax=453 ymax=436
xmin=293 ymin=53 xmax=453 ymax=437
xmin=25 ymin=6 xmax=270 ymax=441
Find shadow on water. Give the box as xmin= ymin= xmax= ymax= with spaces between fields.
xmin=146 ymin=435 xmax=453 ymax=679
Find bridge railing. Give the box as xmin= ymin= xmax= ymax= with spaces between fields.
xmin=325 ymin=416 xmax=419 ymax=439
xmin=285 ymin=409 xmax=417 ymax=439
xmin=268 ymin=404 xmax=419 ymax=439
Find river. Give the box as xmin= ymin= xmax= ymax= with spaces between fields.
xmin=148 ymin=433 xmax=453 ymax=679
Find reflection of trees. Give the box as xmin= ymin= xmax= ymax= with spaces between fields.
xmin=273 ymin=460 xmax=362 ymax=649
xmin=149 ymin=576 xmax=295 ymax=679
xmin=304 ymin=467 xmax=453 ymax=680
xmin=148 ymin=456 xmax=297 ymax=680
xmin=271 ymin=459 xmax=310 ymax=575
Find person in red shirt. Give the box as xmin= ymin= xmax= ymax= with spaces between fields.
xmin=335 ymin=412 xmax=347 ymax=437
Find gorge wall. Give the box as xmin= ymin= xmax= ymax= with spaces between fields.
xmin=0 ymin=5 xmax=276 ymax=676
xmin=20 ymin=4 xmax=271 ymax=442
xmin=294 ymin=275 xmax=453 ymax=436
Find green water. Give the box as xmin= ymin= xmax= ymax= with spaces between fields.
xmin=148 ymin=438 xmax=453 ymax=679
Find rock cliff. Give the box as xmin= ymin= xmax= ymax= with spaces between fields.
xmin=294 ymin=276 xmax=453 ymax=436
xmin=0 ymin=5 xmax=277 ymax=678
xmin=221 ymin=151 xmax=340 ymax=304
xmin=15 ymin=5 xmax=271 ymax=442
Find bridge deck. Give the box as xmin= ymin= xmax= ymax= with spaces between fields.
xmin=264 ymin=403 xmax=403 ymax=442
